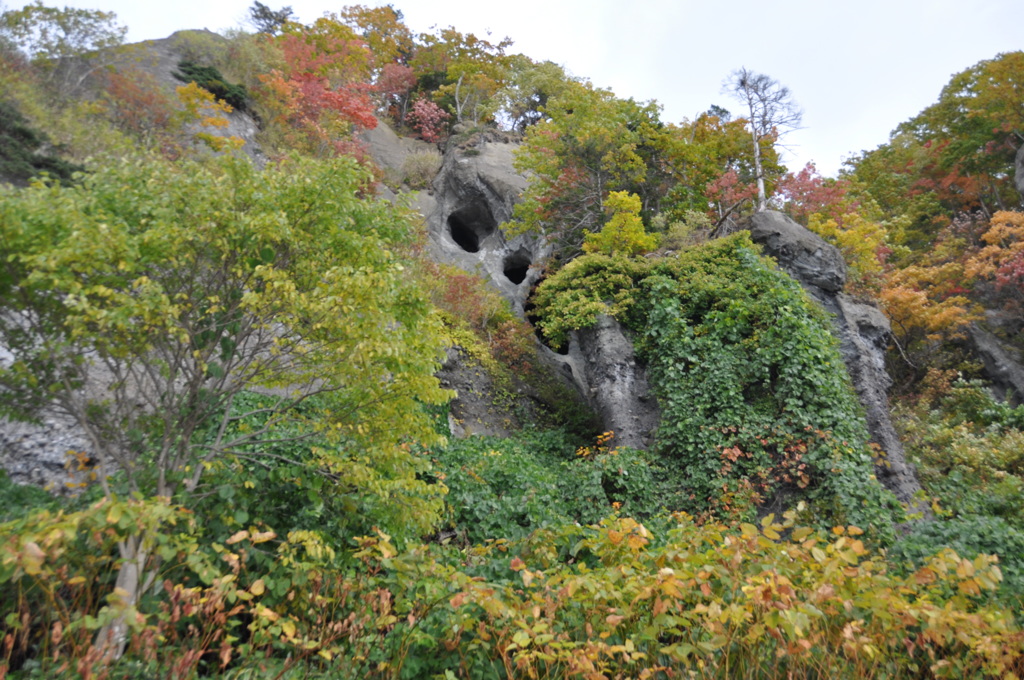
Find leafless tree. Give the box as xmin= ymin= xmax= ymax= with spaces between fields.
xmin=726 ymin=67 xmax=802 ymax=212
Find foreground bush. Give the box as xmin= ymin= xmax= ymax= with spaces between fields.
xmin=3 ymin=498 xmax=1022 ymax=679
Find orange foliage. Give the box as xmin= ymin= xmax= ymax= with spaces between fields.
xmin=255 ymin=26 xmax=376 ymax=158
xmin=101 ymin=68 xmax=174 ymax=138
xmin=880 ymin=262 xmax=979 ymax=346
xmin=965 ymin=210 xmax=1024 ymax=307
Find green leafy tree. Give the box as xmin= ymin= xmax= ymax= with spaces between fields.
xmin=660 ymin=107 xmax=775 ymax=222
xmin=495 ymin=55 xmax=573 ymax=132
xmin=0 ymin=154 xmax=450 ymax=659
xmin=0 ymin=1 xmax=126 ymax=94
xmin=506 ymin=81 xmax=665 ymax=259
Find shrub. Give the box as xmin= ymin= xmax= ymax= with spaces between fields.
xmin=172 ymin=60 xmax=248 ymax=111
xmin=405 ymin=98 xmax=449 ymax=143
xmin=889 ymin=515 xmax=1024 ymax=611
xmin=398 ymin=150 xmax=441 ymax=189
xmin=432 ymin=430 xmax=670 ymax=544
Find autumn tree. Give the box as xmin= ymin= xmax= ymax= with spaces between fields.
xmin=411 ymin=26 xmax=512 ymax=125
xmin=965 ymin=209 xmax=1024 ymax=312
xmin=257 ymin=16 xmax=376 ymax=156
xmin=0 ymin=155 xmax=451 ymax=658
xmin=376 ymin=61 xmax=416 ymax=122
xmin=893 ymin=52 xmax=1024 ymax=219
xmin=340 ymin=3 xmax=414 ymax=70
xmin=846 ymin=53 xmax=1024 ymax=254
xmin=506 ymin=80 xmax=666 ymax=258
xmin=725 ymin=67 xmax=802 ymax=212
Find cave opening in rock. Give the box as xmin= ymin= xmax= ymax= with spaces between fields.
xmin=502 ymin=247 xmax=531 ymax=285
xmin=447 ymin=201 xmax=496 ymax=253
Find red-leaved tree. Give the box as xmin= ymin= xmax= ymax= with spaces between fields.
xmin=257 ymin=25 xmax=376 ymax=157
xmin=405 ymin=98 xmax=449 ymax=143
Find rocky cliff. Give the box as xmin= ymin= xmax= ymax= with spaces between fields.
xmin=3 ymin=109 xmax=927 ymax=512
xmin=364 ymin=121 xmax=926 ymax=509
xmin=745 ymin=211 xmax=924 ymax=507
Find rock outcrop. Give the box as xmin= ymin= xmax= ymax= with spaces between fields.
xmin=361 ymin=125 xmax=590 ymax=433
xmin=107 ymin=31 xmax=266 ymax=165
xmin=363 ymin=125 xmax=547 ymax=316
xmin=747 ymin=211 xmax=924 ymax=506
xmin=970 ymin=325 xmax=1024 ymax=405
xmin=425 ymin=135 xmax=546 ymax=315
xmin=562 ymin=316 xmax=660 ymax=450
xmin=1015 ymin=143 xmax=1024 ymax=200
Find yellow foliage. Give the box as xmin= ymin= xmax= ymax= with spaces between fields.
xmin=582 ymin=191 xmax=659 ymax=257
xmin=880 ymin=262 xmax=979 ymax=344
xmin=965 ymin=209 xmax=1024 ymax=281
xmin=808 ymin=211 xmax=887 ymax=279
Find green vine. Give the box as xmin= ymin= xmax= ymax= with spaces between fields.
xmin=533 ymin=233 xmax=902 ymax=541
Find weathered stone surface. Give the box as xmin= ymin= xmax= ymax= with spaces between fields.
xmin=113 ymin=31 xmax=266 ymax=165
xmin=566 ymin=315 xmax=659 ymax=450
xmin=747 ymin=211 xmax=925 ymax=508
xmin=363 ymin=122 xmax=546 ymax=316
xmin=748 ymin=210 xmax=847 ymax=293
xmin=425 ymin=139 xmax=546 ymax=315
xmin=1015 ymin=143 xmax=1024 ymax=201
xmin=970 ymin=325 xmax=1024 ymax=405
xmin=0 ymin=414 xmax=91 ymax=492
xmin=437 ymin=347 xmax=522 ymax=439
xmin=359 ymin=118 xmax=437 ymax=172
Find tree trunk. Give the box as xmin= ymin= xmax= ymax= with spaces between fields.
xmin=751 ymin=129 xmax=767 ymax=212
xmin=92 ymin=535 xmax=154 ymax=663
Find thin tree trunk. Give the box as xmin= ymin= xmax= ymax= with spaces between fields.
xmin=751 ymin=129 xmax=767 ymax=212
xmin=92 ymin=534 xmax=155 ymax=663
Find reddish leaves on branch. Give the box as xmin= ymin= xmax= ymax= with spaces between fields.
xmin=405 ymin=98 xmax=449 ymax=143
xmin=257 ymin=29 xmax=376 ymax=157
xmin=776 ymin=162 xmax=857 ymax=226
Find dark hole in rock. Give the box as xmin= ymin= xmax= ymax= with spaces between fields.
xmin=503 ymin=247 xmax=531 ymax=285
xmin=447 ymin=201 xmax=496 ymax=253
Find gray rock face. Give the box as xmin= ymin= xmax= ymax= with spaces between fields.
xmin=970 ymin=325 xmax=1024 ymax=405
xmin=1015 ymin=143 xmax=1024 ymax=201
xmin=0 ymin=409 xmax=96 ymax=492
xmin=747 ymin=210 xmax=848 ymax=293
xmin=113 ymin=31 xmax=266 ymax=165
xmin=362 ymin=123 xmax=548 ymax=317
xmin=564 ymin=315 xmax=659 ymax=450
xmin=748 ymin=211 xmax=925 ymax=507
xmin=425 ymin=139 xmax=547 ymax=315
xmin=436 ymin=347 xmax=524 ymax=438
xmin=359 ymin=118 xmax=437 ymax=172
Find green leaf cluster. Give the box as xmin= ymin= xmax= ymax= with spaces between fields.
xmin=433 ymin=430 xmax=669 ymax=544
xmin=533 ymin=235 xmax=901 ymax=539
xmin=0 ymin=154 xmax=451 ymax=535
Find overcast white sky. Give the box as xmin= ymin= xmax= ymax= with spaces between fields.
xmin=49 ymin=0 xmax=1024 ymax=176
